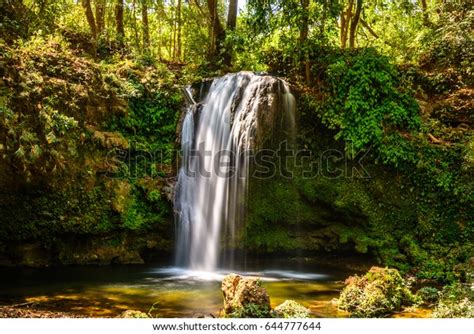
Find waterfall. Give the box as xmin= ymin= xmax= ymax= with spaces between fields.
xmin=174 ymin=72 xmax=295 ymax=272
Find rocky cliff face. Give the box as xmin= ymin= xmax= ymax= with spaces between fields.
xmin=184 ymin=72 xmax=295 ymax=151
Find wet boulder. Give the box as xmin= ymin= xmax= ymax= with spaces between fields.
xmin=221 ymin=274 xmax=271 ymax=317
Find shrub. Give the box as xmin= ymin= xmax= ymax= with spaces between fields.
xmin=229 ymin=303 xmax=272 ymax=318
xmin=318 ymin=48 xmax=421 ymax=159
xmin=416 ymin=287 xmax=439 ymax=305
xmin=432 ymin=283 xmax=474 ymax=318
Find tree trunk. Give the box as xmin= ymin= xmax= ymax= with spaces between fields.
xmin=340 ymin=0 xmax=354 ymax=49
xmin=300 ymin=0 xmax=310 ymax=83
xmin=171 ymin=0 xmax=177 ymax=60
xmin=349 ymin=0 xmax=362 ymax=48
xmin=132 ymin=0 xmax=140 ymax=50
xmin=156 ymin=0 xmax=164 ymax=59
xmin=420 ymin=0 xmax=430 ymax=26
xmin=115 ymin=0 xmax=125 ymax=44
xmin=94 ymin=0 xmax=106 ymax=36
xmin=142 ymin=0 xmax=150 ymax=50
xmin=223 ymin=0 xmax=238 ymax=66
xmin=176 ymin=0 xmax=182 ymax=60
xmin=207 ymin=0 xmax=225 ymax=61
xmin=227 ymin=0 xmax=238 ymax=31
xmin=82 ymin=0 xmax=97 ymax=41
xmin=319 ymin=0 xmax=328 ymax=37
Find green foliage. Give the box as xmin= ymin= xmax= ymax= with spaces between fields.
xmin=0 ymin=33 xmax=175 ymax=244
xmin=228 ymin=303 xmax=272 ymax=318
xmin=318 ymin=48 xmax=421 ymax=159
xmin=290 ymin=47 xmax=472 ymax=282
xmin=416 ymin=287 xmax=439 ymax=305
xmin=0 ymin=185 xmax=113 ymax=242
xmin=361 ymin=0 xmax=429 ymax=63
xmin=420 ymin=2 xmax=473 ymax=85
xmin=338 ymin=267 xmax=417 ymax=317
xmin=0 ymin=34 xmax=87 ymax=182
xmin=122 ymin=198 xmax=146 ymax=231
xmin=244 ymin=176 xmax=313 ymax=252
xmin=0 ymin=0 xmax=471 ymax=297
xmin=105 ymin=59 xmax=181 ymax=176
xmin=121 ymin=184 xmax=170 ymax=232
xmin=432 ymin=283 xmax=474 ymax=318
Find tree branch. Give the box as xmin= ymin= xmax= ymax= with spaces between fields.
xmin=360 ymin=18 xmax=379 ymax=39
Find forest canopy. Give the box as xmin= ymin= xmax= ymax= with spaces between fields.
xmin=2 ymin=1 xmax=471 ymax=70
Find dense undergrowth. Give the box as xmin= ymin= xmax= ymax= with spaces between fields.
xmin=0 ymin=32 xmax=180 ymax=262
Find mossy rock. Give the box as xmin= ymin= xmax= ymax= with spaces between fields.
xmin=338 ymin=266 xmax=416 ymax=317
xmin=117 ymin=310 xmax=149 ymax=318
xmin=221 ymin=274 xmax=271 ymax=318
xmin=273 ymin=300 xmax=311 ymax=318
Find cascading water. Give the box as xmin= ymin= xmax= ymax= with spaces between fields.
xmin=174 ymin=72 xmax=295 ymax=272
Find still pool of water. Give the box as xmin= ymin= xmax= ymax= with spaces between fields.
xmin=0 ymin=260 xmax=430 ymax=318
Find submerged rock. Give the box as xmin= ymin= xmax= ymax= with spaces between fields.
xmin=221 ymin=274 xmax=271 ymax=317
xmin=338 ymin=266 xmax=416 ymax=317
xmin=273 ymin=300 xmax=310 ymax=318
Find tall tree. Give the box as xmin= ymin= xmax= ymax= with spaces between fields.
xmin=131 ymin=0 xmax=140 ymax=49
xmin=176 ymin=0 xmax=182 ymax=60
xmin=340 ymin=0 xmax=354 ymax=48
xmin=207 ymin=0 xmax=226 ymax=60
xmin=94 ymin=0 xmax=106 ymax=36
xmin=82 ymin=0 xmax=97 ymax=41
xmin=223 ymin=0 xmax=238 ymax=66
xmin=300 ymin=0 xmax=310 ymax=83
xmin=115 ymin=0 xmax=125 ymax=44
xmin=142 ymin=0 xmax=150 ymax=50
xmin=420 ymin=0 xmax=430 ymax=26
xmin=227 ymin=0 xmax=238 ymax=31
xmin=349 ymin=0 xmax=362 ymax=48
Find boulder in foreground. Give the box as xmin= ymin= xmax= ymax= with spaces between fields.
xmin=338 ymin=266 xmax=415 ymax=317
xmin=221 ymin=274 xmax=271 ymax=318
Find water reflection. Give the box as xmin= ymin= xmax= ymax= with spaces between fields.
xmin=0 ymin=263 xmax=430 ymax=318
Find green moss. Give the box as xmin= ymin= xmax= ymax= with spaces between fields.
xmin=121 ymin=184 xmax=170 ymax=231
xmin=273 ymin=300 xmax=311 ymax=318
xmin=228 ymin=303 xmax=272 ymax=318
xmin=241 ymin=48 xmax=473 ymax=282
xmin=338 ymin=267 xmax=417 ymax=317
xmin=0 ymin=35 xmax=175 ymax=250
